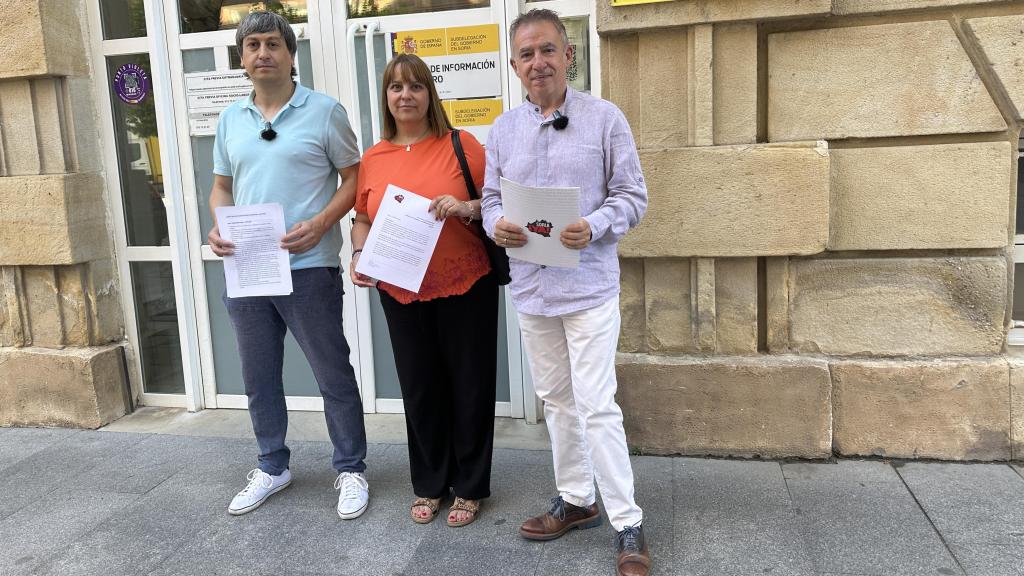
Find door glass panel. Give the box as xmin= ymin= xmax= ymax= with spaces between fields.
xmin=1015 ymin=263 xmax=1024 ymax=322
xmin=564 ymin=17 xmax=590 ymax=93
xmin=131 ymin=262 xmax=186 ymax=394
xmin=353 ymin=33 xmax=388 ymax=151
xmin=179 ymin=0 xmax=308 ymax=34
xmin=204 ymin=261 xmax=321 ymax=397
xmin=348 ymin=0 xmax=488 ymax=19
xmin=1016 ymin=135 xmax=1023 ymax=235
xmin=100 ymin=0 xmax=147 ymax=39
xmin=107 ymin=54 xmax=169 ymax=247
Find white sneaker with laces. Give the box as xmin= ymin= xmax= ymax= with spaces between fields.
xmin=334 ymin=471 xmax=369 ymax=520
xmin=228 ymin=468 xmax=292 ymax=515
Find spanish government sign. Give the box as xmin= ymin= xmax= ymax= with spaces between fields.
xmin=391 ymin=24 xmax=501 ymax=100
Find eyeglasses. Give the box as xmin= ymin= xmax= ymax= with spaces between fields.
xmin=260 ymin=122 xmax=277 ymax=141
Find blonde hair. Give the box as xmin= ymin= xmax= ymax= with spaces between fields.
xmin=380 ymin=54 xmax=453 ymax=141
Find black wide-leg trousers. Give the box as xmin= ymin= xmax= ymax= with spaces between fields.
xmin=378 ymin=273 xmax=498 ymax=500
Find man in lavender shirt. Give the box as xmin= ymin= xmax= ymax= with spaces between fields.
xmin=480 ymin=9 xmax=650 ymax=576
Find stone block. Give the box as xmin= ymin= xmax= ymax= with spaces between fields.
xmin=0 ymin=344 xmax=129 ymax=428
xmin=768 ymin=21 xmax=1005 ymax=141
xmin=765 ymin=257 xmax=789 ymax=352
xmin=966 ymin=15 xmax=1024 ymax=120
xmin=644 ymin=258 xmax=694 ymax=353
xmin=87 ymin=259 xmax=123 ymax=344
xmin=713 ymin=23 xmax=758 ymax=145
xmin=618 ymin=258 xmax=645 ymax=353
xmin=0 ymin=0 xmax=88 ymax=79
xmin=619 ymin=142 xmax=830 ymax=257
xmin=1009 ymin=355 xmax=1024 ymax=459
xmin=714 ymin=257 xmax=757 ymax=354
xmin=789 ymin=257 xmax=1007 ymax=356
xmin=638 ymin=29 xmax=687 ymax=149
xmin=32 ymin=78 xmax=71 ymax=174
xmin=829 ymin=142 xmax=1012 ymax=250
xmin=617 ymin=353 xmax=832 ymax=458
xmin=0 ymin=173 xmax=109 ymax=265
xmin=22 ymin=266 xmax=62 ymax=347
xmin=835 ymin=0 xmax=1008 ymax=14
xmin=688 ymin=25 xmax=713 ymax=146
xmin=832 ymin=357 xmax=1011 ymax=460
xmin=598 ymin=0 xmax=831 ymax=35
xmin=0 ymin=267 xmax=25 ymax=347
xmin=0 ymin=80 xmax=41 ymax=175
xmin=601 ymin=34 xmax=640 ymax=144
xmin=695 ymin=257 xmax=716 ymax=351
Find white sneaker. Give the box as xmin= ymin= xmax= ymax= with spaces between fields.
xmin=334 ymin=472 xmax=369 ymax=520
xmin=228 ymin=468 xmax=292 ymax=516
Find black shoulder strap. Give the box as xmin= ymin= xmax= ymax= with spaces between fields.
xmin=451 ymin=129 xmax=480 ymax=201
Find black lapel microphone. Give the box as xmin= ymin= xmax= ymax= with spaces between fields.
xmin=260 ymin=122 xmax=277 ymax=141
xmin=552 ymin=110 xmax=569 ymax=130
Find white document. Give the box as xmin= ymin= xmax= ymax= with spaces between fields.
xmin=215 ymin=203 xmax=293 ymax=298
xmin=500 ymin=177 xmax=581 ymax=268
xmin=355 ymin=185 xmax=444 ymax=293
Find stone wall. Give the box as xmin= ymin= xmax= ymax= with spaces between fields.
xmin=603 ymin=1 xmax=1024 ymax=460
xmin=0 ymin=0 xmax=129 ymax=427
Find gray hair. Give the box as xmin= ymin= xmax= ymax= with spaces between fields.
xmin=509 ymin=9 xmax=569 ymax=51
xmin=235 ymin=11 xmax=298 ymax=58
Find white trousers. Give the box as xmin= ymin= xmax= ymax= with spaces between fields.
xmin=517 ymin=296 xmax=643 ymax=531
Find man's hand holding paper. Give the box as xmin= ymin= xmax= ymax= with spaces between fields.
xmin=498 ymin=177 xmax=581 ymax=268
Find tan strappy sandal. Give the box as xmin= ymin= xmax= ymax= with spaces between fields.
xmin=447 ymin=497 xmax=480 ymax=527
xmin=410 ymin=497 xmax=441 ymax=524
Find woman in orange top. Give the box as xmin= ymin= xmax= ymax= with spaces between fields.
xmin=350 ymin=54 xmax=496 ymax=527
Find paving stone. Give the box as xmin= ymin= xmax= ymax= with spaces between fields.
xmin=787 ymin=478 xmax=961 ymax=575
xmin=782 ymin=460 xmax=901 ymax=484
xmin=951 ymin=542 xmax=1024 ymax=576
xmin=676 ymin=458 xmax=791 ymax=512
xmin=28 ymin=480 xmax=234 ymax=576
xmin=0 ymin=489 xmax=141 ymax=575
xmin=897 ymin=463 xmax=1024 ymax=546
xmin=0 ymin=428 xmax=79 ymax=472
xmin=676 ymin=506 xmax=815 ymax=576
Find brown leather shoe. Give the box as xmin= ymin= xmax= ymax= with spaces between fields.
xmin=519 ymin=496 xmax=602 ymax=541
xmin=616 ymin=524 xmax=651 ymax=576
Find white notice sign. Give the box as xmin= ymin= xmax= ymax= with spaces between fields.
xmin=184 ymin=70 xmax=253 ymax=136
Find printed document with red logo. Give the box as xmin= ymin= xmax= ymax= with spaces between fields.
xmin=356 ymin=184 xmax=444 ymax=293
xmin=500 ymin=177 xmax=580 ymax=268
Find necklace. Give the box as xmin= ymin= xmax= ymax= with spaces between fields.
xmin=395 ymin=127 xmax=431 ymax=152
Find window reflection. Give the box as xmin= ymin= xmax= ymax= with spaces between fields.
xmin=100 ymin=0 xmax=147 ymax=39
xmin=348 ymin=0 xmax=488 ymax=19
xmin=131 ymin=262 xmax=185 ymax=394
xmin=179 ymin=0 xmax=307 ymax=34
xmin=107 ymin=54 xmax=169 ymax=247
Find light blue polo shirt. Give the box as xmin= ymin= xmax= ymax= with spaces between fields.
xmin=213 ymin=83 xmax=360 ymax=270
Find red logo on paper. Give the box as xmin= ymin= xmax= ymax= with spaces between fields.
xmin=394 ymin=194 xmax=405 ymax=203
xmin=526 ymin=219 xmax=553 ymax=237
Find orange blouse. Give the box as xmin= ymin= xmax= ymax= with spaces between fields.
xmin=355 ymin=131 xmax=490 ymax=303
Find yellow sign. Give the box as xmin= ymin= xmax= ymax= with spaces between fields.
xmin=392 ymin=28 xmax=447 ymax=58
xmin=610 ymin=0 xmax=676 ymax=5
xmin=392 ymin=24 xmax=502 ymax=100
xmin=447 ymin=24 xmax=500 ymax=55
xmin=444 ymin=98 xmax=503 ymax=127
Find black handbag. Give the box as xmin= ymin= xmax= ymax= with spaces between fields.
xmin=451 ymin=129 xmax=511 ymax=286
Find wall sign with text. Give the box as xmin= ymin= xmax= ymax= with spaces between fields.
xmin=391 ymin=24 xmax=502 ymax=100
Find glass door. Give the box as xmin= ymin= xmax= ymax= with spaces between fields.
xmin=333 ymin=0 xmax=534 ymax=418
xmin=162 ymin=0 xmax=361 ymax=410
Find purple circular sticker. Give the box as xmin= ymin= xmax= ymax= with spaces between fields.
xmin=114 ymin=63 xmax=149 ymax=105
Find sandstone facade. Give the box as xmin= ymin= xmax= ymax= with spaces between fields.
xmin=0 ymin=0 xmax=127 ymax=428
xmin=604 ymin=1 xmax=1024 ymax=460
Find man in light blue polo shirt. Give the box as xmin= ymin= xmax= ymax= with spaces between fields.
xmin=207 ymin=11 xmax=368 ymax=520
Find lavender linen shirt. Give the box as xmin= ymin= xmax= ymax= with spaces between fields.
xmin=481 ymin=88 xmax=647 ymax=317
